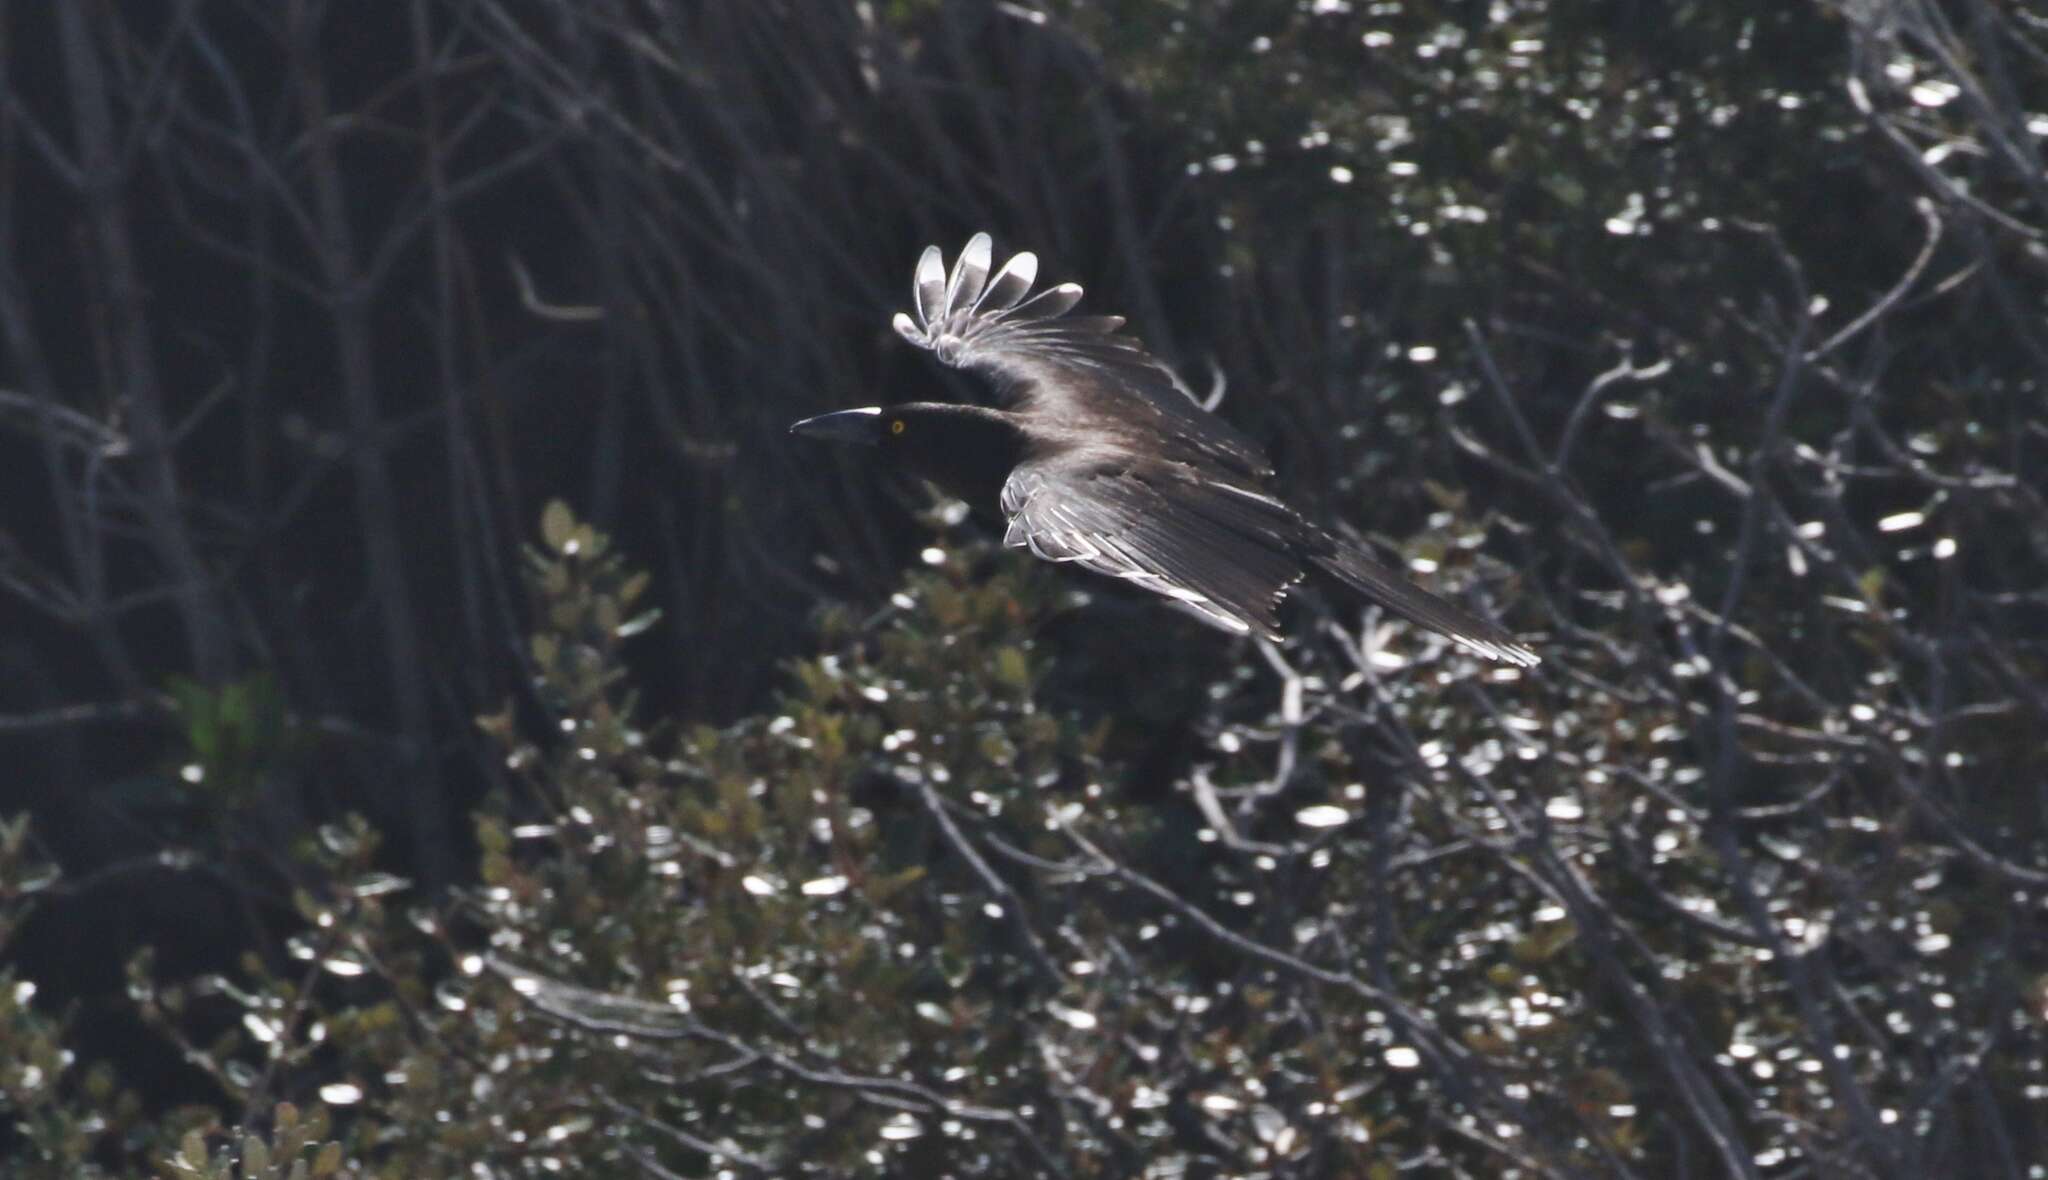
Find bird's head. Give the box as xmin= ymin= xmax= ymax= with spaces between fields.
xmin=789 ymin=402 xmax=1015 ymax=452
xmin=788 ymin=402 xmax=1023 ymax=509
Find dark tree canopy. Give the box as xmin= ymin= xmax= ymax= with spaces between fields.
xmin=1 ymin=2 xmax=2044 ymax=1178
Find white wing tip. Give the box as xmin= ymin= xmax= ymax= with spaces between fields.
xmin=962 ymin=232 xmax=992 ymax=268
xmin=913 ymin=245 xmax=945 ymax=327
xmin=900 ymin=234 xmax=1083 ymax=355
xmin=892 ymin=311 xmax=926 ymax=346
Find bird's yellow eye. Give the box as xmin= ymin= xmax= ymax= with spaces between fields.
xmin=890 ymin=419 xmax=906 ymax=435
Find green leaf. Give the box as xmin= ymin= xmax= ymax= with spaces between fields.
xmin=992 ymin=646 xmax=1032 ymax=691
xmin=540 ymin=499 xmax=576 ymax=553
xmin=616 ymin=608 xmax=662 ymax=638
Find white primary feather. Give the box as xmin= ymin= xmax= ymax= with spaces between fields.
xmin=913 ymin=245 xmax=947 ymax=328
xmin=896 ymin=233 xmax=1078 ymax=355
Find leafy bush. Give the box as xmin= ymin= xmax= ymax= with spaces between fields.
xmin=5 ymin=2 xmax=2046 ymax=1177
xmin=6 ymin=472 xmax=2042 ymax=1176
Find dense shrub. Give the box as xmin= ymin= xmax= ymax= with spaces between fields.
xmin=4 ymin=1 xmax=2045 ymax=1177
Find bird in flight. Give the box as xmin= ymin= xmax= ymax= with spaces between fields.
xmin=791 ymin=234 xmax=1539 ymax=667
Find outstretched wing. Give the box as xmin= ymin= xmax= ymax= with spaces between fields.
xmin=894 ymin=233 xmax=1273 ymax=483
xmin=1000 ymin=455 xmax=1307 ymax=640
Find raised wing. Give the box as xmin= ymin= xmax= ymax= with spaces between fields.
xmin=894 ymin=233 xmax=1273 ymax=483
xmin=1000 ymin=455 xmax=1307 ymax=640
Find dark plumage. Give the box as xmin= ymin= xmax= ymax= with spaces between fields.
xmin=791 ymin=234 xmax=1540 ymax=667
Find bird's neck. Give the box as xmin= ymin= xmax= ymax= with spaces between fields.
xmin=898 ymin=403 xmax=1025 ymax=511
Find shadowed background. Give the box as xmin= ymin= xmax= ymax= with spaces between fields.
xmin=2 ymin=2 xmax=2045 ymax=1176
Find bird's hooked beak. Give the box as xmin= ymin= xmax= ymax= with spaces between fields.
xmin=788 ymin=407 xmax=885 ymax=446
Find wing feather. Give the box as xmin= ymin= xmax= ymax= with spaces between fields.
xmin=1002 ymin=459 xmax=1305 ymax=639
xmin=1001 ymin=456 xmax=1541 ymax=664
xmin=896 ymin=234 xmax=1272 ymax=482
xmin=913 ymin=246 xmax=947 ymax=329
xmin=945 ymin=232 xmax=992 ymax=316
xmin=974 ymin=251 xmax=1038 ymax=313
xmin=1310 ymin=544 xmax=1542 ymax=667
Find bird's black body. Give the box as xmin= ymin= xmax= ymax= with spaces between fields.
xmin=791 ymin=234 xmax=1540 ymax=667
